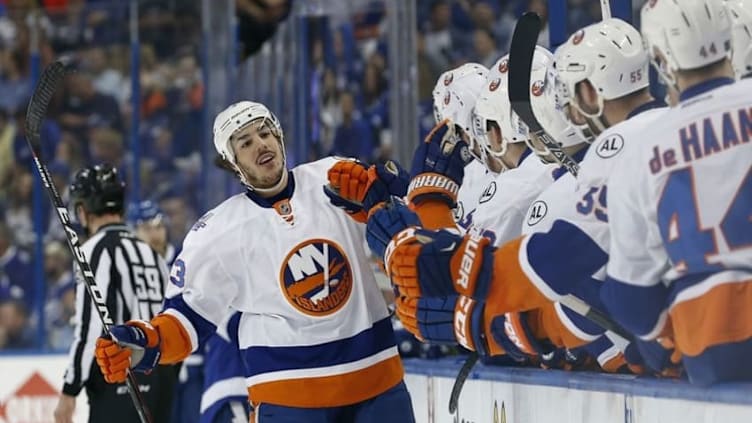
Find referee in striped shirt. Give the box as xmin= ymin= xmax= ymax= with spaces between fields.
xmin=53 ymin=164 xmax=176 ymax=423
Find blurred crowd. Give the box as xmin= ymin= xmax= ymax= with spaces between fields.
xmin=0 ymin=0 xmax=613 ymax=352
xmin=0 ymin=0 xmax=205 ymax=350
xmin=307 ymin=0 xmax=611 ymax=166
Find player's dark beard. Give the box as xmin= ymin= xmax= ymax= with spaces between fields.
xmin=245 ymin=161 xmax=285 ymax=189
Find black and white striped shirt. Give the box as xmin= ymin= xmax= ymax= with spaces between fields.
xmin=62 ymin=223 xmax=169 ymax=396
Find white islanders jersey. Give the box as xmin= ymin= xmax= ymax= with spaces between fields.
xmin=164 ymin=157 xmax=402 ymax=408
xmin=518 ymin=104 xmax=667 ymax=353
xmin=454 ymin=159 xmax=493 ymax=230
xmin=471 ymin=153 xmax=557 ymax=247
xmin=606 ymin=78 xmax=752 ymax=339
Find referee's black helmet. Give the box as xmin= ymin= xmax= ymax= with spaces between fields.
xmin=69 ymin=163 xmax=126 ymax=215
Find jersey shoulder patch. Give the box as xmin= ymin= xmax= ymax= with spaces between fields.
xmin=594 ymin=133 xmax=624 ymax=159
xmin=526 ymin=200 xmax=548 ymax=227
xmin=479 ymin=181 xmax=497 ymax=204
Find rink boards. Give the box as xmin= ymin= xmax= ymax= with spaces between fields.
xmin=1 ymin=354 xmax=751 ymax=423
xmin=403 ymin=358 xmax=752 ymax=423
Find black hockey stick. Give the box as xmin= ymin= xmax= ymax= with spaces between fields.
xmin=26 ymin=58 xmax=153 ymax=423
xmin=508 ymin=12 xmax=580 ymax=178
xmin=448 ymin=351 xmax=478 ymax=414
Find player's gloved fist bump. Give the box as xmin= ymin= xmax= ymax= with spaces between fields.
xmin=408 ymin=119 xmax=473 ymax=207
xmin=395 ymin=295 xmax=489 ymax=355
xmin=384 ymin=227 xmax=494 ymax=300
xmin=325 ymin=159 xmax=409 ymax=222
xmin=325 ymin=159 xmax=370 ymax=222
xmin=95 ymin=320 xmax=161 ymax=383
xmin=365 ymin=200 xmax=420 ymax=259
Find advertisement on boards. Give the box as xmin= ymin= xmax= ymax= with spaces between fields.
xmin=0 ymin=355 xmax=88 ymax=423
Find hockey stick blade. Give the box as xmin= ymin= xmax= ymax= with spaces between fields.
xmin=448 ymin=352 xmax=479 ymax=414
xmin=25 ymin=58 xmax=74 ymax=156
xmin=25 ymin=59 xmax=154 ymax=423
xmin=508 ymin=12 xmax=580 ymax=177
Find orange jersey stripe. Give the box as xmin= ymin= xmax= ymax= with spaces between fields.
xmin=248 ymin=355 xmax=404 ymax=408
xmin=670 ymin=278 xmax=752 ymax=357
xmin=484 ymin=237 xmax=551 ymax=321
xmin=152 ymin=313 xmax=194 ymax=364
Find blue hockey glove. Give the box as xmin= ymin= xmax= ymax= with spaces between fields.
xmin=365 ymin=200 xmax=420 ymax=259
xmin=408 ymin=119 xmax=473 ymax=207
xmin=384 ymin=227 xmax=495 ymax=300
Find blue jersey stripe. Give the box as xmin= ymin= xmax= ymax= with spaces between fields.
xmin=526 ymin=220 xmax=608 ymax=298
xmin=241 ymin=317 xmax=396 ymax=377
xmin=163 ymin=294 xmax=218 ymax=344
xmin=601 ymin=276 xmax=668 ymax=337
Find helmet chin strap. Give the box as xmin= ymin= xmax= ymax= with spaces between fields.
xmin=571 ymin=96 xmax=609 ymax=136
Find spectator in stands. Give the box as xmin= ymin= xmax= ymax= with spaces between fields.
xmin=129 ymin=200 xmax=177 ymax=266
xmin=43 ymin=241 xmax=75 ymax=350
xmin=529 ymin=0 xmax=550 ymax=48
xmin=472 ymin=27 xmax=500 ymax=69
xmin=84 ymin=46 xmax=127 ymax=104
xmin=46 ymin=281 xmax=75 ymax=351
xmin=470 ymin=1 xmax=508 ymax=50
xmin=318 ymin=68 xmax=341 ymax=154
xmin=53 ymin=131 xmax=85 ymax=175
xmin=44 ymin=0 xmax=118 ymax=53
xmin=331 ymin=26 xmax=363 ymax=93
xmin=329 ymin=90 xmax=375 ymax=163
xmin=58 ymin=71 xmax=122 ymax=149
xmin=0 ymin=221 xmax=33 ymax=309
xmin=43 ymin=241 xmax=73 ymax=298
xmin=422 ymin=0 xmax=456 ymax=72
xmin=0 ymin=109 xmax=15 ymax=199
xmin=166 ymin=50 xmax=203 ymax=158
xmin=0 ymin=299 xmax=34 ymax=349
xmin=88 ymin=127 xmax=127 ymax=178
xmin=139 ymin=0 xmax=178 ymax=59
xmin=3 ymin=167 xmax=36 ymax=249
xmin=361 ymin=56 xmax=388 ymax=146
xmin=0 ymin=48 xmax=31 ymax=113
xmin=417 ymin=32 xmax=441 ymax=103
xmin=159 ymin=191 xmax=195 ymax=246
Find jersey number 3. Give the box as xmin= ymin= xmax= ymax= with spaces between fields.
xmin=658 ymin=167 xmax=752 ymax=273
xmin=577 ymin=185 xmax=608 ymax=223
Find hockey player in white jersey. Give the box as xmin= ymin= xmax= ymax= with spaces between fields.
xmin=604 ymin=0 xmax=752 ymax=385
xmin=340 ymin=47 xmax=600 ymax=369
xmin=726 ymin=0 xmax=752 ymax=79
xmin=430 ymin=63 xmax=493 ymax=230
xmin=363 ymin=20 xmax=680 ymax=375
xmin=466 ymin=50 xmax=559 ymax=246
xmin=94 ymin=101 xmax=415 ymax=422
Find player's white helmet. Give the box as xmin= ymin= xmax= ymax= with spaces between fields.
xmin=213 ymin=101 xmax=286 ymax=188
xmin=725 ymin=0 xmax=752 ymax=79
xmin=432 ymin=63 xmax=489 ymax=162
xmin=640 ymin=0 xmax=731 ymax=86
xmin=527 ymin=57 xmax=592 ymax=161
xmin=472 ymin=51 xmax=549 ymax=174
xmin=555 ymin=18 xmax=649 ymax=132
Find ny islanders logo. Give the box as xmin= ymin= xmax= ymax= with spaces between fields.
xmin=280 ymin=239 xmax=353 ymax=316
